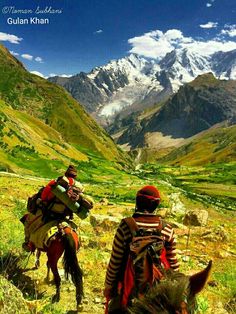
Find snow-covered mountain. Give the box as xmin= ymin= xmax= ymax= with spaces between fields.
xmin=48 ymin=48 xmax=236 ymax=124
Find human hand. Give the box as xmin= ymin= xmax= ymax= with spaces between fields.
xmin=103 ymin=287 xmax=112 ymax=298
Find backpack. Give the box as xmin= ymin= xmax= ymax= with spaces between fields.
xmin=27 ymin=187 xmax=44 ymax=214
xmin=120 ymin=217 xmax=170 ymax=307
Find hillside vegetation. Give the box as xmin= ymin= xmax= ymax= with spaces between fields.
xmin=159 ymin=124 xmax=236 ymax=166
xmin=0 ymin=44 xmax=129 ymax=176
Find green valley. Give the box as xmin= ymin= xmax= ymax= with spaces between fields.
xmin=0 ymin=43 xmax=235 ymax=314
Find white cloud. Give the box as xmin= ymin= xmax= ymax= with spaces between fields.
xmin=128 ymin=29 xmax=193 ymax=59
xmin=48 ymin=73 xmax=72 ymax=78
xmin=61 ymin=74 xmax=73 ymax=77
xmin=49 ymin=73 xmax=57 ymax=77
xmin=94 ymin=29 xmax=103 ymax=34
xmin=21 ymin=53 xmax=33 ymax=61
xmin=200 ymin=22 xmax=218 ymax=29
xmin=128 ymin=29 xmax=191 ymax=59
xmin=221 ymin=24 xmax=236 ymax=37
xmin=10 ymin=50 xmax=19 ymax=56
xmin=30 ymin=71 xmax=45 ymax=78
xmin=128 ymin=28 xmax=236 ymax=59
xmin=35 ymin=56 xmax=43 ymax=63
xmin=206 ymin=0 xmax=215 ymax=6
xmin=0 ymin=32 xmax=22 ymax=44
xmin=181 ymin=39 xmax=236 ymax=56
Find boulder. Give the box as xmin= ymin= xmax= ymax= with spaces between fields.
xmin=157 ymin=208 xmax=169 ymax=218
xmin=183 ymin=209 xmax=208 ymax=226
xmin=169 ymin=193 xmax=186 ymax=214
xmin=99 ymin=198 xmax=109 ymax=206
xmin=215 ymin=226 xmax=229 ymax=241
xmin=90 ymin=214 xmax=121 ymax=231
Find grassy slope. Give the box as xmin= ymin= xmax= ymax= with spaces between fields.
xmin=0 ymin=168 xmax=235 ymax=313
xmin=0 ymin=44 xmax=128 ymax=165
xmin=159 ymin=124 xmax=236 ymax=166
xmin=0 ymin=100 xmax=90 ymax=176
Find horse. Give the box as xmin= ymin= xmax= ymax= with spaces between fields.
xmin=34 ymin=223 xmax=83 ymax=310
xmin=129 ymin=261 xmax=212 ymax=314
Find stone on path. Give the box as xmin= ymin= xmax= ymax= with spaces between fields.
xmin=183 ymin=209 xmax=208 ymax=226
xmin=90 ymin=214 xmax=121 ymax=231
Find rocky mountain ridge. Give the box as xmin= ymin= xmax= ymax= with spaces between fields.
xmin=49 ymin=48 xmax=236 ymax=125
xmin=114 ymin=73 xmax=236 ymax=161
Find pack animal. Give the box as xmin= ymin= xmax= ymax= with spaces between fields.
xmin=129 ymin=261 xmax=212 ymax=314
xmin=35 ymin=224 xmax=83 ymax=310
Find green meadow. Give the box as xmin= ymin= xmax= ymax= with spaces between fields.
xmin=0 ymin=161 xmax=235 ymax=313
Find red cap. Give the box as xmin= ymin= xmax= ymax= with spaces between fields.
xmin=136 ymin=185 xmax=161 ymax=211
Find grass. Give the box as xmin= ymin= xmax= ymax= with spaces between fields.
xmin=196 ymin=295 xmax=209 ymax=314
xmin=139 ymin=163 xmax=236 ymax=211
xmin=159 ymin=125 xmax=236 ymax=166
xmin=0 ymin=161 xmax=235 ymax=313
xmin=212 ymin=263 xmax=236 ymax=303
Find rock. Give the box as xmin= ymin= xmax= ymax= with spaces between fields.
xmin=201 ymin=231 xmax=211 ymax=236
xmin=202 ymin=226 xmax=229 ymax=242
xmin=218 ymin=251 xmax=230 ymax=258
xmin=214 ymin=302 xmax=229 ymax=314
xmin=183 ymin=209 xmax=208 ymax=226
xmin=158 ymin=208 xmax=169 ymax=218
xmin=182 ymin=256 xmax=190 ymax=262
xmin=80 ymin=235 xmax=90 ymax=247
xmin=169 ymin=221 xmax=187 ymax=229
xmin=208 ymin=280 xmax=218 ymax=287
xmin=169 ymin=193 xmax=186 ymax=214
xmin=107 ymin=209 xmax=124 ymax=218
xmin=99 ymin=198 xmax=109 ymax=205
xmin=90 ymin=214 xmax=120 ymax=231
xmin=87 ymin=239 xmax=98 ymax=248
xmin=77 ymin=304 xmax=84 ymax=312
xmin=94 ymin=297 xmax=103 ymax=304
xmin=202 ymin=234 xmax=215 ymax=241
xmin=215 ymin=226 xmax=229 ymax=241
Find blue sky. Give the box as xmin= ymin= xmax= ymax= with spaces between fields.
xmin=0 ymin=0 xmax=236 ymax=77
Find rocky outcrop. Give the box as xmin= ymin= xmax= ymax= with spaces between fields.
xmin=90 ymin=214 xmax=122 ymax=231
xmin=49 ymin=49 xmax=236 ymax=128
xmin=183 ymin=209 xmax=209 ymax=226
xmin=117 ymin=74 xmax=236 ymax=147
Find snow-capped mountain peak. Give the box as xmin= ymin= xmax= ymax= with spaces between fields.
xmin=49 ymin=47 xmax=236 ymax=123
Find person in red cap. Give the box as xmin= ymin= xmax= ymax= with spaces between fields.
xmin=104 ymin=185 xmax=179 ymax=313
